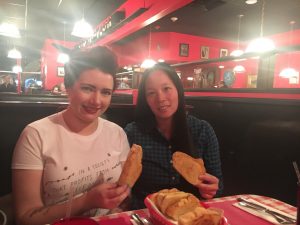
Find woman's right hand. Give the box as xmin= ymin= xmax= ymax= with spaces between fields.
xmin=86 ymin=183 xmax=130 ymax=209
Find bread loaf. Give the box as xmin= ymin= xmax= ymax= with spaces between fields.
xmin=172 ymin=151 xmax=206 ymax=185
xmin=149 ymin=188 xmax=179 ymax=208
xmin=117 ymin=144 xmax=142 ymax=187
xmin=148 ymin=189 xmax=222 ymax=225
xmin=165 ymin=194 xmax=200 ymax=220
xmin=160 ymin=192 xmax=190 ymax=214
xmin=178 ymin=206 xmax=222 ymax=225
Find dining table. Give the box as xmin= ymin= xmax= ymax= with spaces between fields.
xmin=92 ymin=194 xmax=297 ymax=225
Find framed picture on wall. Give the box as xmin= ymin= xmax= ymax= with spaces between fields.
xmin=220 ymin=48 xmax=228 ymax=57
xmin=57 ymin=66 xmax=65 ymax=77
xmin=201 ymin=46 xmax=209 ymax=59
xmin=179 ymin=43 xmax=189 ymax=57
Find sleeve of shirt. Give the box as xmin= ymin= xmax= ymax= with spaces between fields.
xmin=12 ymin=126 xmax=44 ymax=170
xmin=197 ymin=120 xmax=224 ymax=196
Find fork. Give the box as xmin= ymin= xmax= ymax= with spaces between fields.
xmin=238 ymin=201 xmax=293 ymax=224
xmin=131 ymin=213 xmax=153 ymax=225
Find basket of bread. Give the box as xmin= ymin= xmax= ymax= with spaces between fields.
xmin=144 ymin=188 xmax=226 ymax=225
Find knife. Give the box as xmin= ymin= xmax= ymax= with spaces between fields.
xmin=131 ymin=213 xmax=145 ymax=225
xmin=237 ymin=197 xmax=296 ymax=223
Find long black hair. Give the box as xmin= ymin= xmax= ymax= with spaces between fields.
xmin=135 ymin=63 xmax=196 ymax=157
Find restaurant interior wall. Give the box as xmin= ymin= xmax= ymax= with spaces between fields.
xmin=41 ymin=27 xmax=300 ymax=91
xmin=41 ymin=39 xmax=76 ymax=91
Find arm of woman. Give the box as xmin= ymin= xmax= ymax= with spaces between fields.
xmin=195 ymin=120 xmax=223 ymax=199
xmin=13 ymin=169 xmax=130 ymax=225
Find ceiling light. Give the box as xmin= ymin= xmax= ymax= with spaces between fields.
xmin=57 ymin=22 xmax=69 ymax=64
xmin=170 ymin=17 xmax=178 ymax=22
xmin=57 ymin=53 xmax=69 ymax=64
xmin=245 ymin=0 xmax=275 ymax=53
xmin=141 ymin=26 xmax=156 ymax=69
xmin=245 ymin=0 xmax=257 ymax=4
xmin=141 ymin=59 xmax=156 ymax=69
xmin=233 ymin=65 xmax=246 ymax=73
xmin=0 ymin=22 xmax=21 ymax=38
xmin=230 ymin=49 xmax=244 ymax=57
xmin=71 ymin=18 xmax=93 ymax=38
xmin=13 ymin=65 xmax=22 ymax=73
xmin=279 ymin=68 xmax=298 ymax=78
xmin=230 ymin=15 xmax=244 ymax=57
xmin=8 ymin=48 xmax=22 ymax=59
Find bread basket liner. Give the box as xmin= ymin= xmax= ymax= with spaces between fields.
xmin=144 ymin=195 xmax=227 ymax=225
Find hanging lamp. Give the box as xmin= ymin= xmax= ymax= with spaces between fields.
xmin=141 ymin=26 xmax=156 ymax=69
xmin=0 ymin=22 xmax=21 ymax=38
xmin=279 ymin=21 xmax=298 ymax=78
xmin=245 ymin=0 xmax=275 ymax=53
xmin=230 ymin=15 xmax=244 ymax=57
xmin=57 ymin=22 xmax=70 ymax=64
xmin=8 ymin=47 xmax=22 ymax=59
xmin=71 ymin=9 xmax=93 ymax=38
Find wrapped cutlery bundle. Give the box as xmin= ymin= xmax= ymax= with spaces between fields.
xmin=144 ymin=188 xmax=227 ymax=225
xmin=233 ymin=197 xmax=296 ymax=225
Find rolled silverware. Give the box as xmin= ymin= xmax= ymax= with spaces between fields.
xmin=237 ymin=197 xmax=296 ymax=223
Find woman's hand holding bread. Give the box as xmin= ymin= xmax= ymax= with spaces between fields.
xmin=172 ymin=151 xmax=219 ymax=199
xmin=196 ymin=173 xmax=219 ymax=199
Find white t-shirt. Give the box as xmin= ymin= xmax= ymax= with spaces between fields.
xmin=12 ymin=111 xmax=130 ymax=216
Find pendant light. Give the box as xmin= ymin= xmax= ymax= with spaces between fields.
xmin=8 ymin=47 xmax=22 ymax=59
xmin=141 ymin=26 xmax=156 ymax=69
xmin=230 ymin=15 xmax=244 ymax=57
xmin=57 ymin=21 xmax=70 ymax=64
xmin=245 ymin=0 xmax=275 ymax=53
xmin=71 ymin=9 xmax=93 ymax=38
xmin=0 ymin=22 xmax=21 ymax=38
xmin=279 ymin=21 xmax=298 ymax=78
xmin=233 ymin=65 xmax=246 ymax=73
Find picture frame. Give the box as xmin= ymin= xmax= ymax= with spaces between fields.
xmin=201 ymin=46 xmax=209 ymax=59
xmin=179 ymin=43 xmax=189 ymax=57
xmin=57 ymin=66 xmax=65 ymax=77
xmin=220 ymin=48 xmax=228 ymax=58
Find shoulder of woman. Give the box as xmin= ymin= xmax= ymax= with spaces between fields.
xmin=187 ymin=115 xmax=215 ymax=132
xmin=100 ymin=117 xmax=124 ymax=130
xmin=124 ymin=121 xmax=138 ymax=130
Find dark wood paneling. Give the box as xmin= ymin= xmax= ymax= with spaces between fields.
xmin=185 ymin=96 xmax=300 ymax=206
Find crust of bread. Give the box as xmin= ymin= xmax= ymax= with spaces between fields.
xmin=117 ymin=144 xmax=142 ymax=187
xmin=172 ymin=151 xmax=206 ymax=185
xmin=165 ymin=194 xmax=200 ymax=220
xmin=160 ymin=192 xmax=190 ymax=214
xmin=148 ymin=189 xmax=222 ymax=225
xmin=150 ymin=188 xmax=180 ymax=209
xmin=178 ymin=207 xmax=222 ymax=225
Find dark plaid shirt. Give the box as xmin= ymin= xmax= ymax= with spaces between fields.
xmin=124 ymin=115 xmax=223 ymax=209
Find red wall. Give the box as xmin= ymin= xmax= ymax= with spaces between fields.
xmin=42 ymin=26 xmax=300 ymax=90
xmin=41 ymin=39 xmax=76 ymax=90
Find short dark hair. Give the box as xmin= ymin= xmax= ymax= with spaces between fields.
xmin=64 ymin=46 xmax=118 ymax=89
xmin=135 ymin=63 xmax=195 ymax=156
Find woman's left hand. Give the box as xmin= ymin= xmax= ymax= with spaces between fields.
xmin=196 ymin=173 xmax=219 ymax=199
